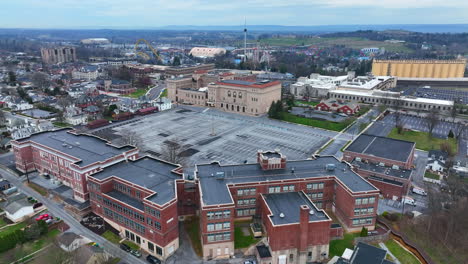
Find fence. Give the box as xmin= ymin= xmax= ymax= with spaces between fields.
xmin=354 ymin=231 xmax=389 ymax=244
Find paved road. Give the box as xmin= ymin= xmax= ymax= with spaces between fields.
xmin=147 ymin=83 xmax=166 ymax=100
xmin=0 ymin=165 xmax=147 ymax=264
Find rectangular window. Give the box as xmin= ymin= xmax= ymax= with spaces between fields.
xmin=307 ymin=183 xmax=312 ymax=189
xmin=156 ymin=246 xmax=163 ymax=256
xmin=354 ymin=209 xmax=360 ymax=216
xmin=148 ymin=242 xmax=154 ymax=252
xmin=207 ymin=224 xmax=214 ymax=231
xmin=215 ymin=223 xmax=223 ymax=230
xmin=355 ymin=198 xmax=362 ymax=205
xmin=362 ymin=198 xmax=369 ymax=205
xmin=223 ymin=222 xmax=230 ymax=229
xmin=155 ymin=221 xmax=161 ymax=230
xmin=369 ymin=197 xmax=375 ymax=204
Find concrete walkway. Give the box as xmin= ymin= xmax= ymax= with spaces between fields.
xmin=379 ymin=242 xmax=401 ymax=264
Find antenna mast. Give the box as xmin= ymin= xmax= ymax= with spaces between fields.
xmin=244 ymin=18 xmax=247 ymax=60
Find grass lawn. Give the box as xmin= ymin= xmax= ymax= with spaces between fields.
xmin=28 ymin=183 xmax=48 ymax=196
xmin=388 ymin=128 xmax=458 ymax=152
xmin=329 ymin=233 xmax=359 ymax=258
xmin=160 ymin=89 xmax=168 ymax=98
xmin=257 ymin=37 xmax=413 ymax=53
xmin=424 ymin=171 xmax=440 ymax=180
xmin=53 ymin=122 xmax=72 ymax=128
xmin=0 ymin=218 xmax=7 ymax=228
xmin=317 ymin=140 xmax=334 ymax=154
xmin=122 ymin=240 xmax=140 ymax=250
xmin=340 ymin=141 xmax=352 ymax=152
xmin=234 ymin=224 xmax=259 ymax=249
xmin=184 ymin=217 xmax=202 ymax=257
xmin=277 ymin=112 xmax=354 ymax=132
xmin=385 ymin=239 xmax=421 ymax=264
xmin=0 ymin=222 xmax=27 ymax=237
xmin=295 ymin=100 xmax=319 ymax=107
xmin=125 ymin=88 xmax=149 ymax=98
xmin=102 ymin=230 xmax=121 ymax=244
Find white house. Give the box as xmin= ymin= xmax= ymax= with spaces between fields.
xmin=154 ymin=96 xmax=172 ymax=111
xmin=7 ymin=98 xmax=33 ymax=111
xmin=426 ymin=150 xmax=448 ymax=172
xmin=3 ymin=195 xmax=34 ymax=222
xmin=57 ymin=232 xmax=92 ymax=252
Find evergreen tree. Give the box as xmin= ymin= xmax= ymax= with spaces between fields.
xmin=448 ymin=129 xmax=455 ymax=138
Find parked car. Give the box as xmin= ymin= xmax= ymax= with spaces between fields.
xmin=120 ymin=243 xmax=131 ymax=252
xmin=35 ymin=214 xmax=52 ymax=221
xmin=412 ymin=186 xmax=427 ymax=196
xmin=146 ymin=255 xmax=161 ymax=264
xmin=130 ymin=249 xmax=142 ymax=258
xmin=244 ymin=260 xmax=257 ymax=264
xmin=402 ymin=196 xmax=416 ymax=206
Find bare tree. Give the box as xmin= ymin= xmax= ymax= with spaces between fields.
xmin=31 ymin=72 xmax=51 ymax=90
xmin=0 ymin=109 xmax=5 ymax=126
xmin=160 ymin=139 xmax=186 ymax=165
xmin=57 ymin=96 xmax=73 ymax=111
xmin=426 ymin=108 xmax=439 ymax=136
xmin=303 ymin=86 xmax=312 ymax=102
xmin=119 ymin=129 xmax=143 ymax=148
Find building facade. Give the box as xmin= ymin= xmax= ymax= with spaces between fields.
xmin=11 ymin=129 xmax=138 ymax=202
xmin=372 ymin=59 xmax=467 ymax=78
xmin=41 ymin=47 xmax=77 ymax=64
xmin=196 ymin=151 xmax=380 ymax=262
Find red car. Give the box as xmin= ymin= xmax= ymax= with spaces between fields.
xmin=35 ymin=214 xmax=52 ymax=221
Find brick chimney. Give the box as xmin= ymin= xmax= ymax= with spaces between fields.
xmin=299 ymin=205 xmax=310 ymax=251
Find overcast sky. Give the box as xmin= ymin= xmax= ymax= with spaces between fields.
xmin=1 ymin=0 xmax=468 ymax=28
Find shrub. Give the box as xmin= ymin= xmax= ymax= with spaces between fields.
xmin=360 ymin=227 xmax=368 ymax=237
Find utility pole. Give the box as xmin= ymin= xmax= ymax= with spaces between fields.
xmin=244 ymin=18 xmax=247 ymax=61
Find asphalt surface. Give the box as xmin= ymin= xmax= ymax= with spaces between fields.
xmin=147 ymin=83 xmax=166 ymax=100
xmin=0 ymin=161 xmax=147 ymax=264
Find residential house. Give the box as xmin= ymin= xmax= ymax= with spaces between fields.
xmin=1 ymin=193 xmax=35 ymax=222
xmin=315 ymin=99 xmax=360 ymax=115
xmin=154 ymin=97 xmax=172 ymax=111
xmin=72 ymin=245 xmax=109 ymax=264
xmin=57 ymin=232 xmax=92 ymax=252
xmin=426 ymin=150 xmax=448 ymax=172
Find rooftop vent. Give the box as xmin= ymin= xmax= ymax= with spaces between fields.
xmin=215 ymin=171 xmax=225 ymax=180
xmin=325 ymin=164 xmax=336 ymax=171
xmin=279 ymin=213 xmax=285 ymax=218
xmin=392 ymin=165 xmax=399 ymax=170
xmin=309 ymin=210 xmax=315 ymax=215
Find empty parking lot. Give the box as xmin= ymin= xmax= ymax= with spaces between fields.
xmin=111 ymin=106 xmax=337 ymax=166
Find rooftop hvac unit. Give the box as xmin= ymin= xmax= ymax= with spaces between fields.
xmin=279 ymin=213 xmax=285 ymax=218
xmin=215 ymin=171 xmax=225 ymax=180
xmin=392 ymin=165 xmax=399 ymax=170
xmin=355 ymin=157 xmax=361 ymax=162
xmin=379 ymin=162 xmax=385 ymax=167
xmin=325 ymin=164 xmax=336 ymax=171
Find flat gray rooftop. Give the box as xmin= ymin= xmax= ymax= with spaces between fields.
xmin=352 ymin=160 xmax=412 ymax=179
xmin=197 ymin=156 xmax=377 ymax=206
xmin=18 ymin=129 xmax=135 ymax=166
xmin=263 ymin=192 xmax=329 ymax=225
xmin=91 ymin=157 xmax=181 ymax=205
xmin=345 ymin=134 xmax=415 ymax=163
xmin=112 ymin=106 xmax=336 ymax=167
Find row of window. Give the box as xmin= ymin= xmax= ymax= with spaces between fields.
xmin=88 ymin=182 xmax=100 ymax=191
xmin=207 ymin=222 xmax=230 ymax=232
xmin=227 ymin=91 xmax=242 ymax=98
xmin=104 ymin=208 xmax=146 ymax=234
xmin=237 ymin=198 xmax=256 ymax=206
xmin=354 ymin=207 xmax=374 ymax=216
xmin=352 ymin=217 xmax=373 ymax=226
xmin=237 ymin=188 xmax=256 ymax=196
xmin=207 ymin=210 xmax=231 ymax=220
xmin=268 ymin=185 xmax=295 ymax=193
xmin=307 ymin=182 xmax=325 ymax=190
xmin=146 ymin=217 xmax=162 ymax=230
xmin=307 ymin=192 xmax=323 ymax=199
xmin=237 ymin=208 xmax=256 ymax=217
xmin=103 ymin=197 xmax=145 ymax=222
xmin=147 ymin=241 xmax=163 ymax=256
xmin=145 ymin=206 xmax=161 ymax=219
xmin=207 ymin=232 xmax=231 ymax=242
xmin=355 ymin=197 xmax=376 ymax=206
xmin=114 ymin=182 xmax=132 ymax=195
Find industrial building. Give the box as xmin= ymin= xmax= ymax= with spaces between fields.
xmin=372 ymin=59 xmax=466 ymax=78
xmin=41 ymin=47 xmax=77 ymax=64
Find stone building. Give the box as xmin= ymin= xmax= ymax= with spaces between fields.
xmin=41 ymin=47 xmax=77 ymax=64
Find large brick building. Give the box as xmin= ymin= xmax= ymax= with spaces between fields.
xmin=11 ymin=129 xmax=138 ymax=202
xmin=12 ymin=130 xmax=382 ymax=263
xmin=343 ymin=134 xmax=415 ymax=200
xmin=196 ymin=151 xmax=379 ymax=262
xmin=41 ymin=47 xmax=76 ymax=64
xmin=167 ymin=70 xmax=282 ymax=116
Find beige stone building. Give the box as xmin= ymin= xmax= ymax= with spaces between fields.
xmin=372 ymin=59 xmax=466 ymax=78
xmin=167 ymin=71 xmax=281 ymax=116
xmin=41 ymin=47 xmax=77 ymax=64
